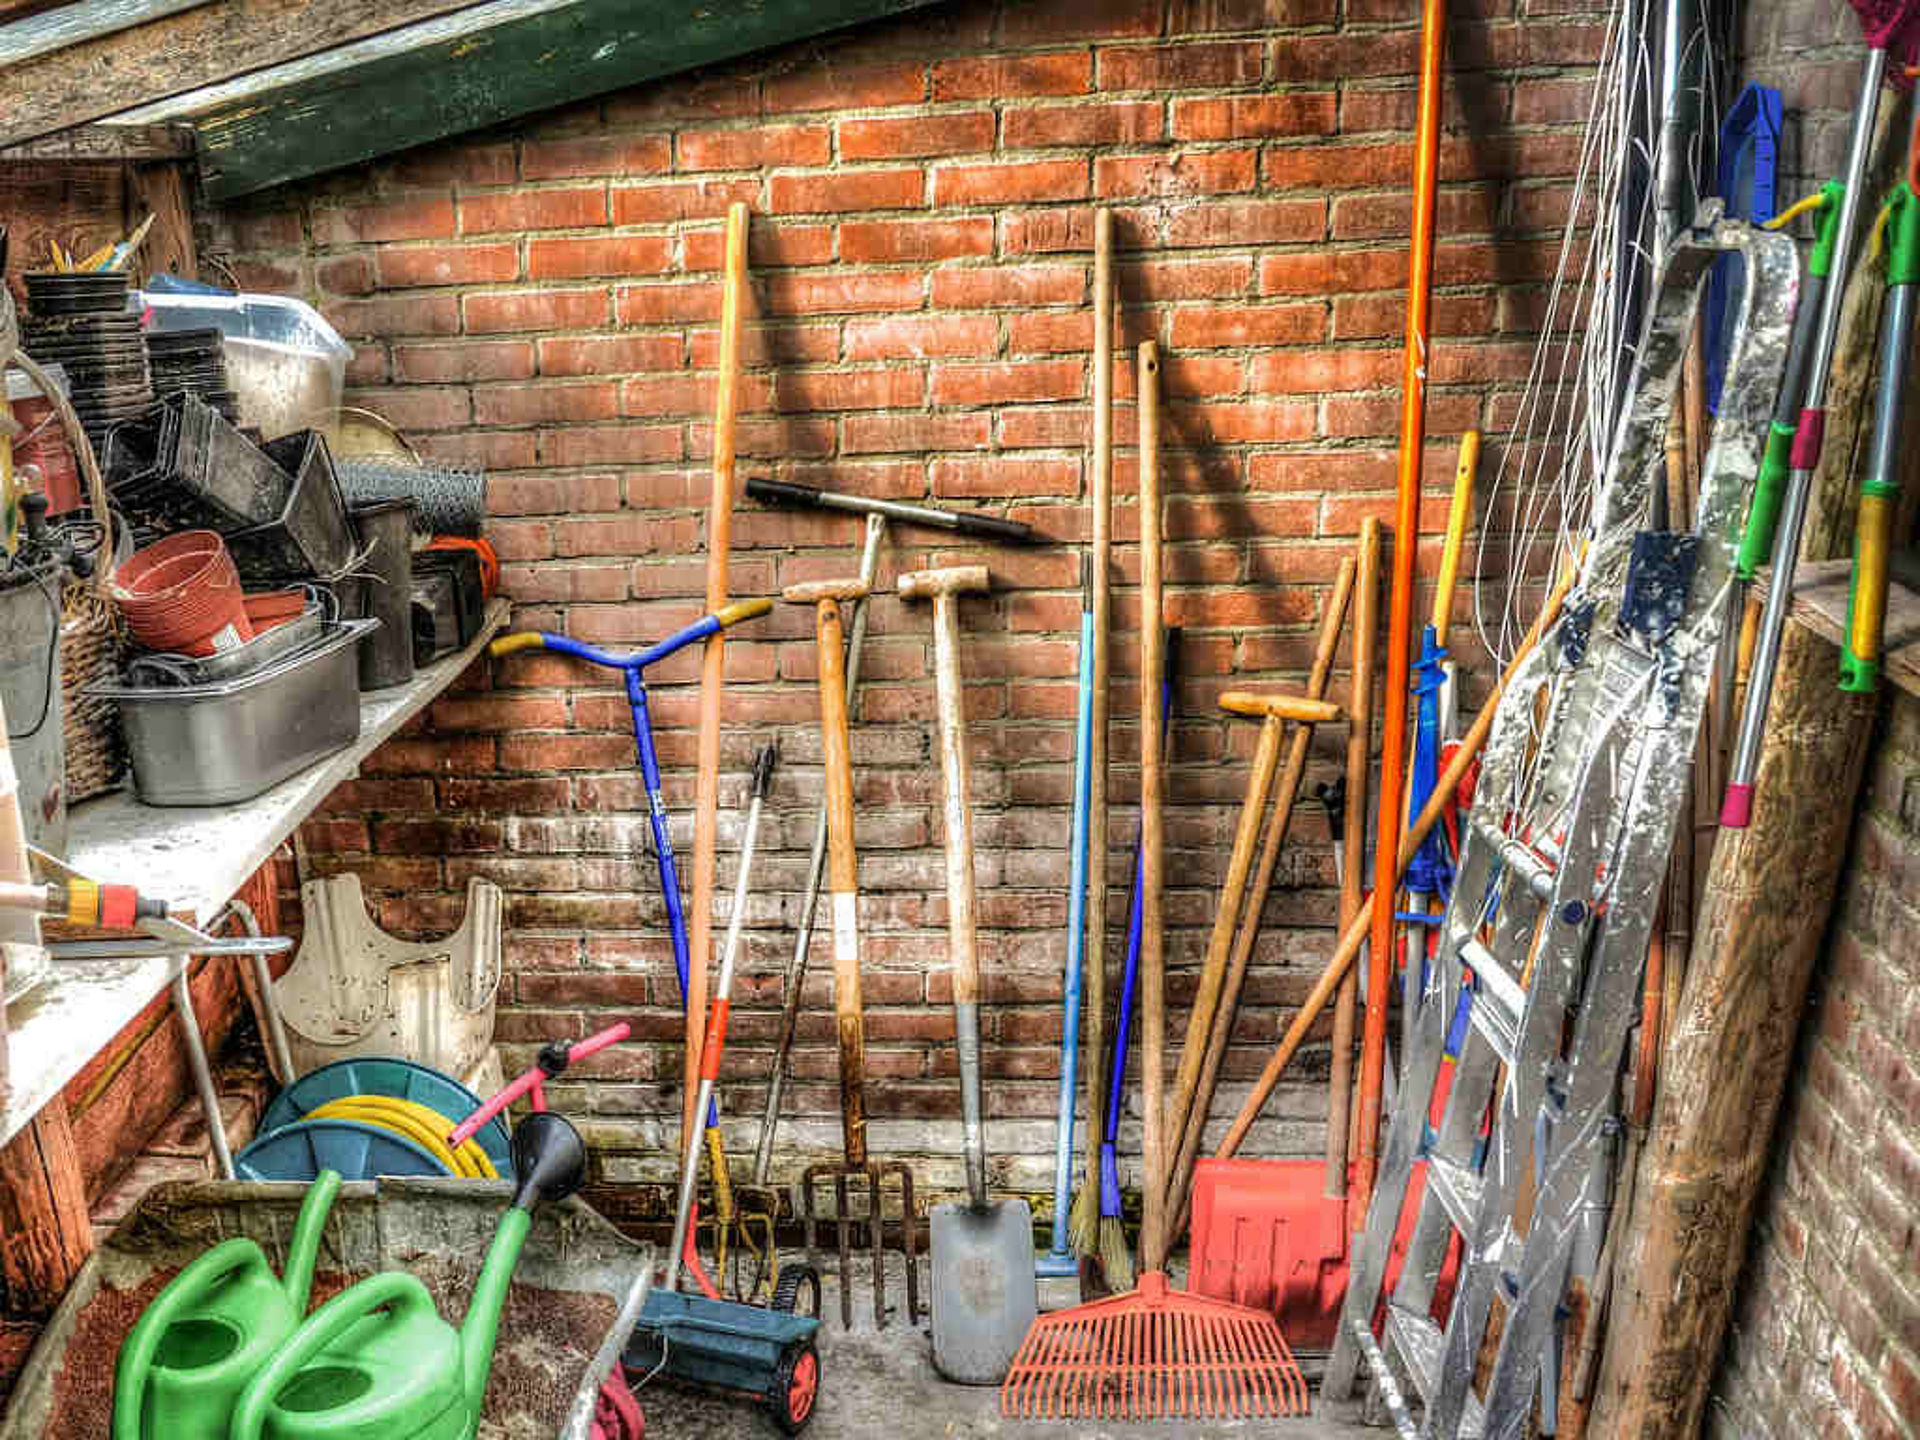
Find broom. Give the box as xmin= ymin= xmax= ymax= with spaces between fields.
xmin=1002 ymin=344 xmax=1308 ymax=1421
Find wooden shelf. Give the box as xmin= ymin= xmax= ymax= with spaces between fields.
xmin=1758 ymin=555 xmax=1920 ymax=702
xmin=0 ymin=599 xmax=507 ymax=1149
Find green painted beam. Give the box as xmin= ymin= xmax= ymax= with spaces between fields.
xmin=180 ymin=0 xmax=946 ymax=200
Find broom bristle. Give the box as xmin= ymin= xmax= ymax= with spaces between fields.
xmin=1067 ymin=1178 xmax=1101 ymax=1256
xmin=1098 ymin=1214 xmax=1135 ymax=1293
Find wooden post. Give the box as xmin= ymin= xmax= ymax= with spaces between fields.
xmin=1586 ymin=121 xmax=1915 ymax=1437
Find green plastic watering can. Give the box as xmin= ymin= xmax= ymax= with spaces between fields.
xmin=112 ymin=1169 xmax=342 ymax=1440
xmin=229 ymin=1112 xmax=586 ymax=1440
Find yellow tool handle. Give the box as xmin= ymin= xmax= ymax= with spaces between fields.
xmin=717 ymin=595 xmax=774 ymax=627
xmin=489 ymin=631 xmax=547 ymax=658
xmin=1432 ymin=430 xmax=1478 ymax=639
xmin=1849 ymin=493 xmax=1893 ymax=664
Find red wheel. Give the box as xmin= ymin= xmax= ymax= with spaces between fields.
xmin=769 ymin=1341 xmax=819 ymax=1433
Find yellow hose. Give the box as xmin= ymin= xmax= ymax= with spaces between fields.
xmin=308 ymin=1097 xmax=497 ymax=1179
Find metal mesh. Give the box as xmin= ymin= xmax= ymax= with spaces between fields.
xmin=336 ymin=458 xmax=486 ymax=536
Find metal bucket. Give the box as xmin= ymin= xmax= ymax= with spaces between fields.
xmin=0 ymin=563 xmax=66 ymax=857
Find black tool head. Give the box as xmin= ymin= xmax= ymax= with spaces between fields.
xmin=508 ymin=1111 xmax=586 ymax=1211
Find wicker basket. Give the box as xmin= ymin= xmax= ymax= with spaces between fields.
xmin=60 ymin=584 xmax=124 ymax=802
xmin=8 ymin=348 xmax=126 ymax=803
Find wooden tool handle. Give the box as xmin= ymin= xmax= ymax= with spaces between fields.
xmin=1137 ymin=340 xmax=1168 ymax=1274
xmin=1164 ymin=555 xmax=1357 ymax=1231
xmin=686 ymin=201 xmax=750 ymax=1152
xmin=1217 ymin=557 xmax=1576 ymax=1162
xmin=1218 ymin=692 xmax=1343 ymax=723
xmin=815 ymin=596 xmax=868 ymax=1166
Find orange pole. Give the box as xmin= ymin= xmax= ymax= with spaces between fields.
xmin=1355 ymin=0 xmax=1448 ymax=1219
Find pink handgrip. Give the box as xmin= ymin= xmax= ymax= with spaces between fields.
xmin=449 ymin=1068 xmax=539 ymax=1148
xmin=447 ymin=1022 xmax=633 ymax=1148
xmin=570 ymin=1021 xmax=632 ymax=1062
xmin=1720 ymin=782 xmax=1754 ymax=829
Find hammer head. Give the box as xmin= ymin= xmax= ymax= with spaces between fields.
xmin=782 ymin=578 xmax=870 ymax=605
xmin=1218 ymin=690 xmax=1343 ymax=725
xmin=897 ymin=564 xmax=991 ymax=601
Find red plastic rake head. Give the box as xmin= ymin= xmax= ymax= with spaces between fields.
xmin=999 ymin=1271 xmax=1310 ymax=1422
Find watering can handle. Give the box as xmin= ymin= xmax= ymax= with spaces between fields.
xmin=113 ymin=1238 xmax=274 ymax=1440
xmin=230 ymin=1272 xmax=440 ymax=1440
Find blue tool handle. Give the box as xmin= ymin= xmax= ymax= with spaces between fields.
xmin=491 ymin=599 xmax=771 ymax=673
xmin=1047 ymin=606 xmax=1097 ymax=1257
xmin=1100 ymin=628 xmax=1180 ymax=1172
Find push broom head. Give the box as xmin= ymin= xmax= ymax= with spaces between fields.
xmin=999 ymin=1271 xmax=1308 ymax=1421
xmin=1850 ymin=0 xmax=1920 ymax=82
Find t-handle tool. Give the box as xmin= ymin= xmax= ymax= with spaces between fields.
xmin=1842 ymin=167 xmax=1920 ymax=692
xmin=748 ymin=482 xmax=1046 ymax=1187
xmin=901 ymin=564 xmax=1038 ymax=1386
xmin=782 ymin=577 xmax=922 ymax=1331
xmin=746 ymin=477 xmax=1041 ymax=545
xmin=489 ymin=599 xmax=772 ymax=1144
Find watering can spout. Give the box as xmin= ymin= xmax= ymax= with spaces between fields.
xmin=458 ymin=1113 xmax=586 ymax=1409
xmin=281 ymin=1170 xmax=342 ymax=1315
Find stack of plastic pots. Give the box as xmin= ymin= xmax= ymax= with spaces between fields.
xmin=110 ymin=529 xmax=254 ymax=657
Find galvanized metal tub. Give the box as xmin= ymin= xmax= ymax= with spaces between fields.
xmin=0 ymin=1176 xmax=648 ymax=1440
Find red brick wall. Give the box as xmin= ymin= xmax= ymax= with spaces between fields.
xmin=1710 ymin=692 xmax=1920 ymax=1440
xmin=206 ymin=0 xmax=1607 ymax=1200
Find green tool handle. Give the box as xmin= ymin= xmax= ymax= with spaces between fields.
xmin=1841 ymin=184 xmax=1920 ymax=693
xmin=1738 ymin=191 xmax=1840 ymax=583
xmin=230 ymin=1272 xmax=443 ymax=1440
xmin=113 ymin=1238 xmax=268 ymax=1440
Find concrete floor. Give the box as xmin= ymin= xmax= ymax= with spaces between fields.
xmin=633 ymin=1257 xmax=1378 ymax=1438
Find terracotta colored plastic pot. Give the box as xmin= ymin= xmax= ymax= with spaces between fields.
xmin=243 ymin=589 xmax=309 ymax=631
xmin=113 ymin=530 xmax=255 ymax=657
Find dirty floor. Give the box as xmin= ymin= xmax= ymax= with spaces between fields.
xmin=632 ymin=1258 xmax=1378 ymax=1438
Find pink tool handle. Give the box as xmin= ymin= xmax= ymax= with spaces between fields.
xmin=448 ymin=1022 xmax=631 ymax=1147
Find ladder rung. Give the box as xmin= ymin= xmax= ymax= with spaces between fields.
xmin=1384 ymin=1303 xmax=1442 ymax=1402
xmin=1462 ymin=940 xmax=1523 ymax=1064
xmin=1381 ymin=1305 xmax=1487 ymax=1439
xmin=1425 ymin=1154 xmax=1482 ymax=1237
xmin=1471 ymin=813 xmax=1559 ymax=902
xmin=1353 ymin=1313 xmax=1421 ymax=1440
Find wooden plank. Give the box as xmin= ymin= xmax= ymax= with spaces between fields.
xmin=0 ymin=0 xmax=213 ymax=66
xmin=130 ymin=0 xmax=948 ymax=200
xmin=1752 ymin=553 xmax=1920 ymax=702
xmin=0 ymin=123 xmax=195 ymax=162
xmin=0 ymin=601 xmax=509 ymax=1153
xmin=0 ymin=1103 xmax=91 ymax=1314
xmin=0 ymin=0 xmax=486 ymax=148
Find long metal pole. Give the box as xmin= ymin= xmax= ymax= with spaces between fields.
xmin=670 ymin=748 xmax=775 ymax=1293
xmin=752 ymin=514 xmax=884 ymax=1185
xmin=1356 ymin=0 xmax=1447 ymax=1218
xmin=1724 ymin=48 xmax=1885 ymax=827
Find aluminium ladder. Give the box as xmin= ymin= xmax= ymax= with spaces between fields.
xmin=1323 ymin=206 xmax=1798 ymax=1440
